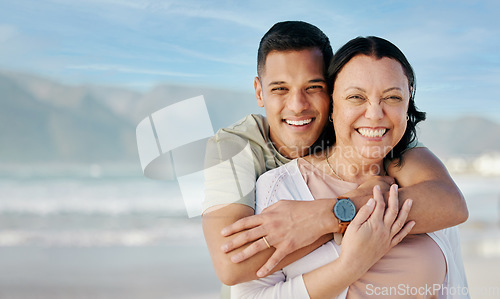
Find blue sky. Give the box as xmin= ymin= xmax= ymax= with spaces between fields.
xmin=0 ymin=0 xmax=499 ymax=120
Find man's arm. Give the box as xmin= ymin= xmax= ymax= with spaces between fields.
xmin=221 ymin=146 xmax=468 ymax=272
xmin=202 ymin=132 xmax=333 ymax=285
xmin=387 ymin=146 xmax=468 ymax=232
xmin=342 ymin=147 xmax=468 ymax=233
xmin=202 ymin=203 xmax=332 ymax=285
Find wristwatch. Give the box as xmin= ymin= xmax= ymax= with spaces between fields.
xmin=333 ymin=196 xmax=356 ymax=234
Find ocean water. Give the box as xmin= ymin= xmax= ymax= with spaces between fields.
xmin=452 ymin=174 xmax=500 ymax=224
xmin=0 ymin=177 xmax=197 ymax=247
xmin=0 ymin=174 xmax=224 ymax=298
xmin=0 ymin=172 xmax=499 ymax=298
xmin=0 ymin=174 xmax=499 ymax=248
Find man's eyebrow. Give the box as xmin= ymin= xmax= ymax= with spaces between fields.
xmin=309 ymin=78 xmax=326 ymax=84
xmin=268 ymin=81 xmax=286 ymax=86
xmin=268 ymin=78 xmax=326 ymax=87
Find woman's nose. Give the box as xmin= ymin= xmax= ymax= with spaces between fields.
xmin=365 ymin=100 xmax=384 ymax=120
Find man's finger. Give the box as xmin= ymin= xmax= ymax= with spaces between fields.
xmin=221 ymin=214 xmax=262 ymax=237
xmin=381 ymin=176 xmax=395 ymax=185
xmin=230 ymin=237 xmax=273 ymax=263
xmin=222 ymin=226 xmax=265 ymax=253
xmin=256 ymin=250 xmax=284 ymax=277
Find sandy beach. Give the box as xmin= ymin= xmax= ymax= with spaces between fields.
xmin=0 ymin=226 xmax=499 ymax=299
xmin=0 ymin=244 xmax=221 ymax=299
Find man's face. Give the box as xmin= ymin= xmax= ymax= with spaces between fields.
xmin=254 ymin=48 xmax=330 ymax=159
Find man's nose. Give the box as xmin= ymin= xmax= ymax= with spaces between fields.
xmin=286 ymin=90 xmax=310 ymax=113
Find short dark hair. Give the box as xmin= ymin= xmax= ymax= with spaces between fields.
xmin=257 ymin=21 xmax=333 ymax=79
xmin=327 ymin=36 xmax=426 ymax=164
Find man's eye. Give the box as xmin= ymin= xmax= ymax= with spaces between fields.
xmin=271 ymin=87 xmax=288 ymax=93
xmin=306 ymin=85 xmax=324 ymax=92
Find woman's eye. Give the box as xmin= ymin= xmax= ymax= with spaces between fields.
xmin=347 ymin=95 xmax=365 ymax=103
xmin=384 ymin=96 xmax=403 ymax=103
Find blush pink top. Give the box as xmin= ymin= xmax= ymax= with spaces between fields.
xmin=298 ymin=158 xmax=446 ymax=298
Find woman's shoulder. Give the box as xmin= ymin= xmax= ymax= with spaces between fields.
xmin=255 ymin=159 xmax=313 ymax=213
xmin=256 ymin=159 xmax=300 ymax=186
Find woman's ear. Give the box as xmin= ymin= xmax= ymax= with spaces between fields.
xmin=254 ymin=77 xmax=264 ymax=107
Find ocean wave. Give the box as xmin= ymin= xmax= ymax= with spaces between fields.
xmin=0 ymin=220 xmax=204 ymax=247
xmin=0 ymin=197 xmax=187 ymax=216
xmin=0 ymin=178 xmax=189 ymax=215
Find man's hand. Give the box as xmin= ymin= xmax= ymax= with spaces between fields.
xmin=357 ymin=175 xmax=394 ymax=191
xmin=220 ymin=199 xmax=336 ymax=277
xmin=344 ymin=175 xmax=395 ymax=210
xmin=219 ymin=176 xmax=395 ymax=278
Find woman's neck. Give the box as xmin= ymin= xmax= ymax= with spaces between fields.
xmin=324 ymin=146 xmax=385 ymax=184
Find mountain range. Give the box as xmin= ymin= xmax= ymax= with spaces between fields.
xmin=0 ymin=69 xmax=498 ymax=167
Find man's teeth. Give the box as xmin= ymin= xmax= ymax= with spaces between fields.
xmin=357 ymin=128 xmax=387 ymax=138
xmin=285 ymin=119 xmax=312 ymax=126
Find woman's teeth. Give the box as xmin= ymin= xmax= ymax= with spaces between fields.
xmin=285 ymin=119 xmax=313 ymax=126
xmin=357 ymin=128 xmax=387 ymax=138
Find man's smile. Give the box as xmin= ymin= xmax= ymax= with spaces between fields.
xmin=284 ymin=118 xmax=314 ymax=126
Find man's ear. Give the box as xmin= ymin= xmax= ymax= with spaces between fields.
xmin=254 ymin=77 xmax=264 ymax=108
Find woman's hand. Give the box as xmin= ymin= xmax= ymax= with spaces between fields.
xmin=303 ymin=185 xmax=414 ymax=298
xmin=339 ymin=184 xmax=415 ymax=275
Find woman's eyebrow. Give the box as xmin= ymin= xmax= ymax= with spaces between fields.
xmin=343 ymin=87 xmax=402 ymax=93
xmin=383 ymin=87 xmax=402 ymax=93
xmin=345 ymin=86 xmax=366 ymax=92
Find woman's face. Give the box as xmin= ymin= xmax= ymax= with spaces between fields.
xmin=331 ymin=54 xmax=410 ymax=162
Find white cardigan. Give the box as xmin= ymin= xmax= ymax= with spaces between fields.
xmin=232 ymin=159 xmax=469 ymax=299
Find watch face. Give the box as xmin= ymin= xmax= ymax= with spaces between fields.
xmin=334 ymin=198 xmax=356 ymax=222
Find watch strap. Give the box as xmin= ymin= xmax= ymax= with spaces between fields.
xmin=338 ymin=221 xmax=349 ymax=234
xmin=333 ymin=233 xmax=343 ymax=245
